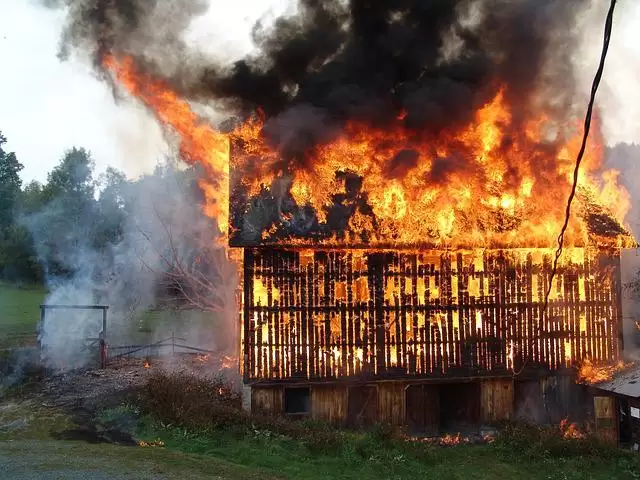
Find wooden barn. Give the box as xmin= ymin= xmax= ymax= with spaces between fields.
xmin=228 ymin=139 xmax=635 ymax=434
xmin=230 ymin=244 xmax=633 ymax=433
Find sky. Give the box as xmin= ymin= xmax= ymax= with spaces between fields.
xmin=0 ymin=0 xmax=290 ymax=183
xmin=0 ymin=0 xmax=638 ymax=184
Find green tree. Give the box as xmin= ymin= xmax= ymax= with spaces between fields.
xmin=0 ymin=132 xmax=23 ymax=227
xmin=29 ymin=148 xmax=98 ymax=279
xmin=94 ymin=166 xmax=128 ymax=248
xmin=21 ymin=180 xmax=46 ymax=215
xmin=0 ymin=132 xmax=42 ymax=282
xmin=43 ymin=147 xmax=95 ymax=205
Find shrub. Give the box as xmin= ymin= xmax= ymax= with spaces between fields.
xmin=136 ymin=370 xmax=346 ymax=453
xmin=137 ymin=369 xmax=246 ymax=430
xmin=494 ymin=421 xmax=620 ymax=460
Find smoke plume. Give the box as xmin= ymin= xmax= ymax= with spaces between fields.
xmin=26 ymin=161 xmax=237 ymax=371
xmin=52 ymin=0 xmax=591 ymax=166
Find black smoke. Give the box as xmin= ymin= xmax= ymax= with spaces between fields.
xmin=50 ymin=0 xmax=595 ymax=244
xmin=53 ymin=0 xmax=589 ymax=157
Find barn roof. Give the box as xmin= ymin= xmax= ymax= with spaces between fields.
xmin=589 ymin=362 xmax=640 ymax=399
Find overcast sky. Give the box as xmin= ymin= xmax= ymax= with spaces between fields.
xmin=0 ymin=1 xmax=638 ymax=184
xmin=0 ymin=0 xmax=290 ymax=183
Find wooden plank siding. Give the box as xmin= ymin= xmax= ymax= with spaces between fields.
xmin=378 ymin=382 xmax=406 ymax=426
xmin=311 ymin=385 xmax=348 ymax=425
xmin=243 ymin=248 xmax=622 ymax=383
xmin=251 ymin=386 xmax=283 ymax=415
xmin=480 ymin=378 xmax=514 ymax=424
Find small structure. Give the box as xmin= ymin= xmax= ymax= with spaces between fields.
xmin=588 ymin=363 xmax=640 ymax=449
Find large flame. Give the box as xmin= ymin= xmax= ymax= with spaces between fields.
xmin=103 ymin=54 xmax=631 ymax=249
xmin=103 ymin=55 xmax=230 ymax=237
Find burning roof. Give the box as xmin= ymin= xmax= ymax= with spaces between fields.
xmin=579 ymin=360 xmax=639 ymax=396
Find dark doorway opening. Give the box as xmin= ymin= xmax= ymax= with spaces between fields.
xmin=439 ymin=382 xmax=480 ymax=432
xmin=284 ymin=387 xmax=310 ymax=417
xmin=618 ymin=398 xmax=632 ymax=446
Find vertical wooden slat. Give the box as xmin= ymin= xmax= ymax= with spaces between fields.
xmin=613 ymin=252 xmax=624 ymax=357
xmin=243 ymin=249 xmax=254 ymax=382
xmin=346 ymin=253 xmax=354 ymax=376
xmin=299 ymin=252 xmax=307 ymax=378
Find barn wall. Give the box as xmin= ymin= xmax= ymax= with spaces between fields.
xmin=514 ymin=376 xmax=591 ymax=425
xmin=481 ymin=378 xmax=514 ymax=424
xmin=311 ymin=385 xmax=348 ymax=424
xmin=251 ymin=386 xmax=283 ymax=415
xmin=378 ymin=382 xmax=405 ymax=426
xmin=248 ymin=376 xmax=594 ymax=431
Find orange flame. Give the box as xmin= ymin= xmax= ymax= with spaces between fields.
xmin=220 ymin=355 xmax=236 ymax=370
xmin=559 ymin=418 xmax=586 ymax=440
xmin=576 ymin=358 xmax=630 ymax=384
xmin=103 ymin=54 xmax=631 ymax=250
xmin=103 ymin=55 xmax=229 ymax=238
xmin=439 ymin=433 xmax=464 ymax=446
xmin=143 ymin=360 xmax=150 ymax=369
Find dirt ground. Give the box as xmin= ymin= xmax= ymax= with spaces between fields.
xmin=0 ymin=355 xmax=250 ymax=480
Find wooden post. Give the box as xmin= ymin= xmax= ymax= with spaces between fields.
xmin=99 ymin=337 xmax=107 ymax=369
xmin=101 ymin=307 xmax=108 ymax=342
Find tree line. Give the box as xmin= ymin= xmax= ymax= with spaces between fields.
xmin=0 ymin=130 xmax=148 ymax=284
xmin=0 ymin=128 xmax=233 ymax=318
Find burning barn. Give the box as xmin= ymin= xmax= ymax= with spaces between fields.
xmin=229 ymin=136 xmax=634 ymax=430
xmin=93 ymin=1 xmax=635 ymax=433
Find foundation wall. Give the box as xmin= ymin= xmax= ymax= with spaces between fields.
xmin=246 ymin=377 xmax=587 ymax=431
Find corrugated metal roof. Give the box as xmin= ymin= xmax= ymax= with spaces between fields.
xmin=591 ymin=363 xmax=640 ymax=398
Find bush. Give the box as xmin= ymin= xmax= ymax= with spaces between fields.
xmin=136 ymin=370 xmax=345 ymax=454
xmin=494 ymin=421 xmax=620 ymax=460
xmin=138 ymin=369 xmax=245 ymax=430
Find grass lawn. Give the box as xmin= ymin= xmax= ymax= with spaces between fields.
xmin=0 ymin=283 xmax=46 ymax=349
xmin=131 ymin=421 xmax=640 ymax=480
xmin=5 ymin=399 xmax=639 ymax=480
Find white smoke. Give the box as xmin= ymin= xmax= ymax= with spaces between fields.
xmin=573 ymin=1 xmax=640 ymax=357
xmin=574 ymin=1 xmax=640 ymax=147
xmin=28 ymin=159 xmax=238 ymax=372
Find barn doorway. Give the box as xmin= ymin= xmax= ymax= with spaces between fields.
xmin=439 ymin=382 xmax=481 ymax=432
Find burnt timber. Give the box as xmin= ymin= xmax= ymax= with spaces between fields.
xmin=241 ymin=248 xmax=622 ymax=384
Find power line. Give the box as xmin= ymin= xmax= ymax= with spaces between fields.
xmin=514 ymin=0 xmax=617 ymax=376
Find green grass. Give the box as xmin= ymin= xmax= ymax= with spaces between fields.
xmin=0 ymin=283 xmax=46 ymax=349
xmin=4 ymin=383 xmax=640 ymax=480
xmin=128 ymin=370 xmax=640 ymax=480
xmin=128 ymin=416 xmax=640 ymax=480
